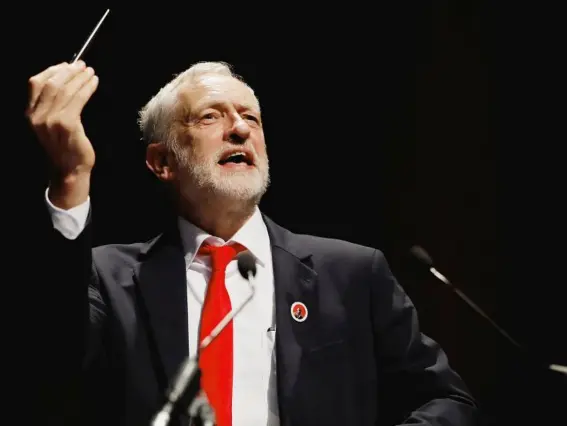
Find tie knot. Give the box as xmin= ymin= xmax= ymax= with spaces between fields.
xmin=198 ymin=242 xmax=246 ymax=271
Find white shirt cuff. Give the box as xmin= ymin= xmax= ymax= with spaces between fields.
xmin=44 ymin=188 xmax=91 ymax=240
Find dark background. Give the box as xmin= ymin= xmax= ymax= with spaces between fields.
xmin=9 ymin=3 xmax=566 ymax=425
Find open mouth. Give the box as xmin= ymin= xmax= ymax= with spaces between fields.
xmin=218 ymin=151 xmax=254 ymax=167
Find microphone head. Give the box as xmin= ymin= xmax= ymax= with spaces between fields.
xmin=237 ymin=251 xmax=257 ymax=279
xmin=410 ymin=245 xmax=434 ymax=267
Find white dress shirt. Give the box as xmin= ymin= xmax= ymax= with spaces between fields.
xmin=45 ymin=189 xmax=280 ymax=425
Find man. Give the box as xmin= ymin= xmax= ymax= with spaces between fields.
xmin=26 ymin=60 xmax=478 ymax=426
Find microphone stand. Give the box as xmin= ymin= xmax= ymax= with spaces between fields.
xmin=152 ymin=252 xmax=258 ymax=426
xmin=410 ymin=245 xmax=567 ymax=376
xmin=188 ymin=394 xmax=215 ymax=426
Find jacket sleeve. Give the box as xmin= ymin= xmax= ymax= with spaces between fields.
xmin=32 ymin=189 xmax=108 ymax=420
xmin=370 ymin=249 xmax=479 ymax=425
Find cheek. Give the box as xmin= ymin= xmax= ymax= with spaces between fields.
xmin=253 ymin=137 xmax=268 ymax=157
xmin=189 ymin=132 xmax=224 ymax=156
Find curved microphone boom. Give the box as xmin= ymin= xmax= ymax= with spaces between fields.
xmin=201 ymin=251 xmax=257 ymax=347
xmin=152 ymin=250 xmax=258 ymax=426
xmin=410 ymin=245 xmax=567 ymax=376
xmin=410 ymin=246 xmax=520 ymax=347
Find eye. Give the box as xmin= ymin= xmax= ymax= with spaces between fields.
xmin=243 ymin=114 xmax=259 ymax=123
xmin=200 ymin=111 xmax=221 ymax=122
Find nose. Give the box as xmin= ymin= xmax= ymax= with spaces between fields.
xmin=226 ymin=115 xmax=251 ymax=143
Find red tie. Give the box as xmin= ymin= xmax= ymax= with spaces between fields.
xmin=197 ymin=242 xmax=244 ymax=426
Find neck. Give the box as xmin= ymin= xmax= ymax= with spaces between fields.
xmin=178 ymin=194 xmax=257 ymax=241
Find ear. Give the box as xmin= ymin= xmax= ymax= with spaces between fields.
xmin=146 ymin=142 xmax=176 ymax=182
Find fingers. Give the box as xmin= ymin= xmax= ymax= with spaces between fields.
xmin=51 ymin=66 xmax=96 ymax=112
xmin=26 ymin=61 xmax=100 ymax=152
xmin=30 ymin=61 xmax=87 ymax=119
xmin=61 ymin=73 xmax=99 ymax=118
xmin=27 ymin=62 xmax=68 ymax=112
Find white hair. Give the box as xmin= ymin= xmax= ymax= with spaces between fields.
xmin=137 ymin=61 xmax=254 ymax=148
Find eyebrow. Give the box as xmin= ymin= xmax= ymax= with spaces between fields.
xmin=196 ymin=100 xmax=260 ymax=113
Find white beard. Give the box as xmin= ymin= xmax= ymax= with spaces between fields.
xmin=174 ymin=145 xmax=270 ymax=203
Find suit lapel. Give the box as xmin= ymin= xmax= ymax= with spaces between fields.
xmin=129 ymin=214 xmax=344 ymax=424
xmin=132 ymin=226 xmax=189 ymax=392
xmin=263 ymin=216 xmax=318 ymax=424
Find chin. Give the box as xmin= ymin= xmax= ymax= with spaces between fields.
xmin=214 ymin=179 xmax=266 ymax=200
xmin=212 ymin=169 xmax=268 ymax=198
xmin=179 ymin=163 xmax=269 ymax=204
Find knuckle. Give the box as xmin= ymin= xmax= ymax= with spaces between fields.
xmin=29 ymin=115 xmax=44 ymax=128
xmin=45 ymin=115 xmax=63 ymax=131
xmin=47 ymin=114 xmax=73 ymax=133
xmin=44 ymin=78 xmax=61 ymax=92
xmin=43 ymin=116 xmax=56 ymax=130
xmin=27 ymin=76 xmax=39 ymax=89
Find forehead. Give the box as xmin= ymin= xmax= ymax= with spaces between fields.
xmin=177 ymin=74 xmax=259 ymax=112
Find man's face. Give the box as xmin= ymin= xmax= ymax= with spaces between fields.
xmin=170 ymin=74 xmax=269 ymax=204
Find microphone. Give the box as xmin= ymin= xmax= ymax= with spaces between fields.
xmin=152 ymin=250 xmax=258 ymax=426
xmin=201 ymin=251 xmax=257 ymax=347
xmin=237 ymin=250 xmax=257 ymax=280
xmin=410 ymin=244 xmax=567 ymax=376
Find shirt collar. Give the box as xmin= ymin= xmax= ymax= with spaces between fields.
xmin=177 ymin=207 xmax=270 ymax=267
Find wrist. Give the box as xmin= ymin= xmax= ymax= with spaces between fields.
xmin=48 ymin=169 xmax=91 ymax=210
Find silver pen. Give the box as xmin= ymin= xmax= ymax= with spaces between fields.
xmin=71 ymin=9 xmax=110 ymax=63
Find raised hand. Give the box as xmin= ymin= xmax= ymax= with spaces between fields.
xmin=26 ymin=61 xmax=99 ymax=208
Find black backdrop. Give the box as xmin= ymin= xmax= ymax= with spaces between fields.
xmin=9 ymin=3 xmax=566 ymax=425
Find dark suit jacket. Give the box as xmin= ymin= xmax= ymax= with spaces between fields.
xmin=36 ymin=207 xmax=478 ymax=426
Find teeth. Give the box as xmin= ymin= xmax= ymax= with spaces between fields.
xmin=219 ymin=151 xmax=251 ymax=165
xmin=228 ymin=152 xmax=246 ymax=158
